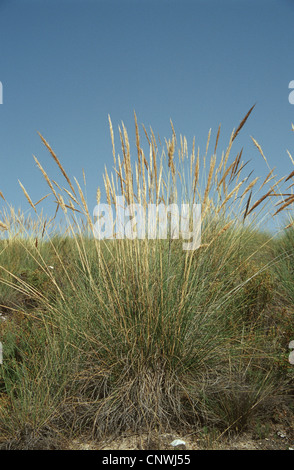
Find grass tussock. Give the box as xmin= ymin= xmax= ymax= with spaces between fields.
xmin=0 ymin=110 xmax=294 ymax=449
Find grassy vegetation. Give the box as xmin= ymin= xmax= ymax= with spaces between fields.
xmin=0 ymin=109 xmax=293 ymax=449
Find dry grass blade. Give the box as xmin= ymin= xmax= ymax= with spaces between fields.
xmin=217 ymin=158 xmax=239 ymax=191
xmin=38 ymin=132 xmax=76 ymax=196
xmin=113 ymin=166 xmax=127 ymax=187
xmin=41 ymin=220 xmax=46 ymax=238
xmin=52 ymin=180 xmax=62 ymax=190
xmin=273 ymin=195 xmax=294 ymax=216
xmin=170 ymin=119 xmax=176 ymax=144
xmin=260 ymin=168 xmax=276 ymax=190
xmin=108 ymin=114 xmax=116 ymax=165
xmin=52 ymin=202 xmax=59 ymax=220
xmin=250 ymin=136 xmax=267 ymax=163
xmin=285 ymin=219 xmax=294 ymax=229
xmin=18 ymin=180 xmax=37 ymax=213
xmin=232 ymin=104 xmax=256 ymax=142
xmin=192 ymin=148 xmax=200 ymax=204
xmin=103 ymin=171 xmax=112 ymax=206
xmin=34 ymin=194 xmax=51 ymax=206
xmin=285 ymin=168 xmax=294 ymax=183
xmin=134 ymin=111 xmax=141 ymax=173
xmin=57 ymin=194 xmax=67 ymax=213
xmin=116 ymin=154 xmax=126 ymax=197
xmin=205 ymin=128 xmax=211 ymax=158
xmin=64 ymin=203 xmax=82 ymax=213
xmin=167 ymin=136 xmax=176 ymax=179
xmin=229 ymin=149 xmax=243 ymax=183
xmin=73 ymin=177 xmax=88 ymax=214
xmin=142 ymin=123 xmax=150 ymax=146
xmin=142 ymin=149 xmax=148 ymax=170
xmin=62 ymin=187 xmax=79 ymax=205
xmin=122 ymin=122 xmax=134 ymax=205
xmin=214 ymin=124 xmax=221 ymax=155
xmin=246 ymin=188 xmax=273 ymax=216
xmin=243 ymin=190 xmax=252 ymax=221
xmin=217 ymin=181 xmax=243 ymax=213
xmin=286 ymin=149 xmax=294 ymax=166
xmin=203 ymin=154 xmax=216 ymax=211
xmin=151 ymin=136 xmax=158 ymax=199
xmin=240 ymin=177 xmax=259 ymax=199
xmin=0 ymin=221 xmax=8 ymax=231
xmin=96 ymin=187 xmax=101 ymax=205
xmin=33 ymin=155 xmax=59 ymax=200
xmin=275 ymin=195 xmax=294 ymax=207
xmin=150 ymin=126 xmax=157 ymax=151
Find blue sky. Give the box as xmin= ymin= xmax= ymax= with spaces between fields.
xmin=0 ymin=0 xmax=294 ymax=231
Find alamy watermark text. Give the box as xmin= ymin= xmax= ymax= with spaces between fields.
xmin=93 ymin=196 xmax=201 ymax=250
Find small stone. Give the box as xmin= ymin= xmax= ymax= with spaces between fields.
xmin=170 ymin=439 xmax=186 ymax=447
xmin=289 ymin=350 xmax=294 ymax=365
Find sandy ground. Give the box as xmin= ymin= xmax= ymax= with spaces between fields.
xmin=67 ymin=421 xmax=294 ymax=451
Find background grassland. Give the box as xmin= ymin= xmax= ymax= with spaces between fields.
xmin=0 ymin=109 xmax=294 ymax=449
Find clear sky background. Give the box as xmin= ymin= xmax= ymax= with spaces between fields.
xmin=0 ymin=0 xmax=293 ymax=231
